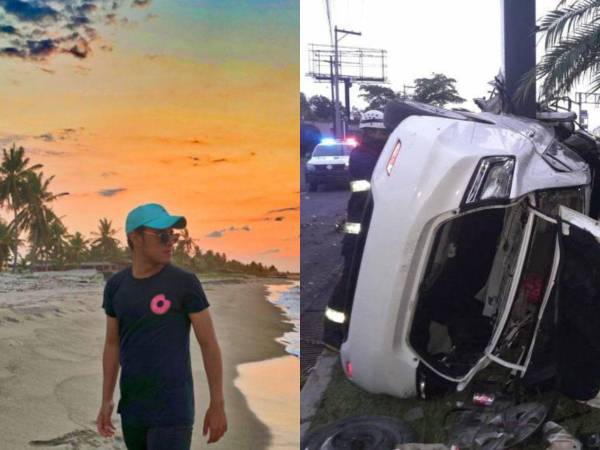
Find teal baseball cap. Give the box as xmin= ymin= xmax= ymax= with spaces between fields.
xmin=125 ymin=203 xmax=187 ymax=234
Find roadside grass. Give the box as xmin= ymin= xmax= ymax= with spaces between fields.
xmin=309 ymin=361 xmax=600 ymax=446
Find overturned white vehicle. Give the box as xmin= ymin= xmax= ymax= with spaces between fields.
xmin=340 ymin=100 xmax=600 ymax=401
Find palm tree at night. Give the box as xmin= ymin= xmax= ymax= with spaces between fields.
xmin=16 ymin=171 xmax=69 ymax=268
xmin=526 ymin=0 xmax=600 ymax=100
xmin=90 ymin=218 xmax=120 ymax=261
xmin=0 ymin=144 xmax=43 ymax=271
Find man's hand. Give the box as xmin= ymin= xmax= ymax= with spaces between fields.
xmin=99 ymin=316 xmax=119 ymax=438
xmin=203 ymin=401 xmax=227 ymax=444
xmin=96 ymin=400 xmax=116 ymax=437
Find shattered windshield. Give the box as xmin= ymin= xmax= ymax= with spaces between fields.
xmin=409 ymin=201 xmax=528 ymax=380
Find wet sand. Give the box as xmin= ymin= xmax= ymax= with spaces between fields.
xmin=0 ymin=271 xmax=297 ymax=449
xmin=235 ymin=356 xmax=300 ymax=450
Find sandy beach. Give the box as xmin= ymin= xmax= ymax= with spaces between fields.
xmin=0 ymin=270 xmax=298 ymax=449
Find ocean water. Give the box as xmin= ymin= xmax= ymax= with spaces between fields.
xmin=266 ymin=282 xmax=300 ymax=357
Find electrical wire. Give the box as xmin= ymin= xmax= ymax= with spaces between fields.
xmin=324 ymin=0 xmax=334 ymax=45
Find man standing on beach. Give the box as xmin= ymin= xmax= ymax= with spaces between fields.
xmin=96 ymin=203 xmax=227 ymax=449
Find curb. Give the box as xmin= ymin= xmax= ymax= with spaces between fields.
xmin=300 ymin=348 xmax=339 ymax=441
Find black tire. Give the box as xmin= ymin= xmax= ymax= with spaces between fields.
xmin=301 ymin=415 xmax=416 ymax=450
xmin=308 ymin=182 xmax=318 ymax=192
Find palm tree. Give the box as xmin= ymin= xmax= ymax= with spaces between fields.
xmin=45 ymin=217 xmax=69 ymax=267
xmin=0 ymin=144 xmax=43 ymax=271
xmin=172 ymin=228 xmax=194 ymax=268
xmin=175 ymin=228 xmax=193 ymax=254
xmin=0 ymin=220 xmax=19 ymax=271
xmin=90 ymin=218 xmax=120 ymax=261
xmin=15 ymin=171 xmax=69 ymax=268
xmin=65 ymin=231 xmax=90 ymax=266
xmin=526 ymin=1 xmax=600 ymax=100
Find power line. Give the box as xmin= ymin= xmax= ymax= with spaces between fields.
xmin=324 ymin=0 xmax=334 ymax=45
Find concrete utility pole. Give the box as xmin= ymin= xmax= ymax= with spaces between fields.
xmin=344 ymin=79 xmax=352 ymax=123
xmin=330 ymin=56 xmax=336 ymax=136
xmin=501 ymin=0 xmax=536 ymax=118
xmin=334 ymin=26 xmax=361 ymax=139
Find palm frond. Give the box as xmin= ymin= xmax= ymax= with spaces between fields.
xmin=539 ymin=0 xmax=600 ymax=49
xmin=536 ymin=18 xmax=600 ymax=99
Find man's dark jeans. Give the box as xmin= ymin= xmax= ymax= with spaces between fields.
xmin=122 ymin=423 xmax=193 ymax=450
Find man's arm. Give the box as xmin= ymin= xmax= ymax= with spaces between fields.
xmin=96 ymin=316 xmax=119 ymax=437
xmin=190 ymin=309 xmax=227 ymax=444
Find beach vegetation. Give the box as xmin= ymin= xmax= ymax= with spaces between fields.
xmin=0 ymin=144 xmax=288 ymax=276
xmin=0 ymin=219 xmax=19 ymax=269
xmin=64 ymin=232 xmax=90 ymax=265
xmin=90 ymin=218 xmax=122 ymax=262
xmin=0 ymin=143 xmax=43 ymax=271
xmin=16 ymin=171 xmax=68 ymax=268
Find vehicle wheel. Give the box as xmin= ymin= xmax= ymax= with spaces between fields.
xmin=301 ymin=415 xmax=416 ymax=450
xmin=308 ymin=182 xmax=318 ymax=192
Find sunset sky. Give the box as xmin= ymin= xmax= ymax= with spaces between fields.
xmin=0 ymin=0 xmax=299 ymax=271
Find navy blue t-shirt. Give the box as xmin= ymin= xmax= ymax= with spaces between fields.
xmin=102 ymin=263 xmax=210 ymax=427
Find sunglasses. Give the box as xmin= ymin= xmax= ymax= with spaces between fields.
xmin=142 ymin=230 xmax=180 ymax=245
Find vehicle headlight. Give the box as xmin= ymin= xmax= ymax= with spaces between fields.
xmin=463 ymin=156 xmax=515 ymax=206
xmin=306 ymin=163 xmax=316 ymax=172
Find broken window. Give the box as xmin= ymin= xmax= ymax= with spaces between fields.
xmin=491 ymin=216 xmax=556 ymax=366
xmin=409 ymin=201 xmax=528 ymax=379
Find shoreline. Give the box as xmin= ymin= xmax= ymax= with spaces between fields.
xmin=0 ymin=270 xmax=296 ymax=449
xmin=235 ymin=355 xmax=300 ymax=450
xmin=265 ymin=280 xmax=300 ymax=357
xmin=232 ymin=280 xmax=300 ymax=449
xmin=192 ymin=277 xmax=296 ymax=449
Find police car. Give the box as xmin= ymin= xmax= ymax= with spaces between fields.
xmin=305 ymin=138 xmax=357 ymax=191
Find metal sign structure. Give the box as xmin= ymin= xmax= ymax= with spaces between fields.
xmin=307 ymin=41 xmax=387 ymax=137
xmin=575 ymin=92 xmax=600 ymax=106
xmin=574 ymin=92 xmax=600 ymax=130
xmin=308 ymin=44 xmax=387 ymax=83
xmin=550 ymin=92 xmax=600 ymax=130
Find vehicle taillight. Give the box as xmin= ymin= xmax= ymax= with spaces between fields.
xmin=345 ymin=361 xmax=353 ymax=378
xmin=386 ymin=140 xmax=401 ymax=176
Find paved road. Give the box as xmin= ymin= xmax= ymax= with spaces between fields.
xmin=300 ymin=159 xmax=350 ymax=378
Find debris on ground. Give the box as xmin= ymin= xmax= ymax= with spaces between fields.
xmin=301 ymin=415 xmax=416 ymax=450
xmin=543 ymin=421 xmax=581 ymax=450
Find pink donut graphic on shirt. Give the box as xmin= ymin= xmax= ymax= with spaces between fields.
xmin=150 ymin=294 xmax=171 ymax=315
